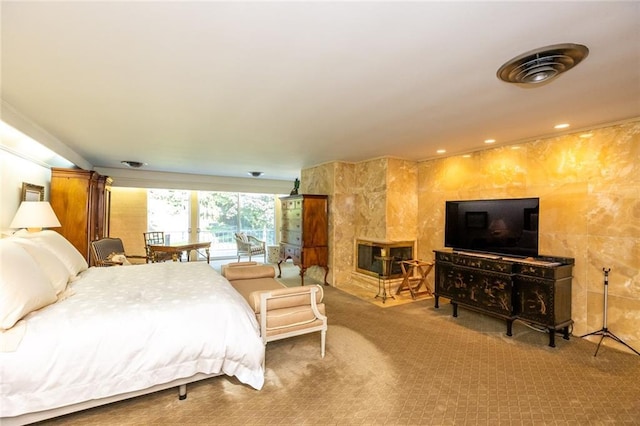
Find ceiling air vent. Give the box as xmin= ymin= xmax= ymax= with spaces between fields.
xmin=121 ymin=160 xmax=146 ymax=168
xmin=497 ymin=43 xmax=589 ymax=85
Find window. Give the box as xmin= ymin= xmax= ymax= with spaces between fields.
xmin=147 ymin=189 xmax=190 ymax=244
xmin=148 ymin=190 xmax=279 ymax=259
xmin=198 ymin=191 xmax=277 ymax=258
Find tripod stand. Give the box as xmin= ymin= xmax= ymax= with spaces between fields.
xmin=581 ymin=268 xmax=640 ymax=357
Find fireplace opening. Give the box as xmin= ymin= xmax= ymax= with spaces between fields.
xmin=356 ymin=240 xmax=414 ymax=278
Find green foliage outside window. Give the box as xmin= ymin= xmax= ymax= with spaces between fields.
xmin=148 ymin=189 xmax=277 ymax=248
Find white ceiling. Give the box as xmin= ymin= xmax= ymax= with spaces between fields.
xmin=2 ymin=1 xmax=639 ymax=181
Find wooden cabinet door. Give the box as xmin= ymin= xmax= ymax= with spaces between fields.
xmin=514 ymin=275 xmax=572 ymax=327
xmin=51 ymin=170 xmax=92 ymax=260
xmin=50 ymin=168 xmax=112 ymax=263
xmin=436 ymin=263 xmax=513 ymax=317
xmin=301 ymin=197 xmax=328 ymax=248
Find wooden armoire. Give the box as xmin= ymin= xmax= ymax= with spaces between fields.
xmin=50 ymin=168 xmax=112 ymax=264
xmin=277 ymin=194 xmax=329 ymax=285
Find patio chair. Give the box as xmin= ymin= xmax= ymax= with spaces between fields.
xmin=143 ymin=231 xmax=174 ymax=263
xmin=234 ymin=232 xmax=266 ymax=262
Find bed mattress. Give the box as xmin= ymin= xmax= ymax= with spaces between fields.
xmin=0 ymin=261 xmax=265 ymax=418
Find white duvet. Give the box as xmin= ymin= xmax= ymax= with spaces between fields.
xmin=0 ymin=261 xmax=265 ymax=418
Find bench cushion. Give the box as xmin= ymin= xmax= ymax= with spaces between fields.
xmin=250 ymin=285 xmax=324 ymax=313
xmin=258 ymin=303 xmax=326 ymax=335
xmin=223 ymin=265 xmax=274 ymax=281
xmin=231 ymin=277 xmax=284 ymax=306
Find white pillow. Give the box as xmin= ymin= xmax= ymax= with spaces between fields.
xmin=14 ymin=230 xmax=88 ymax=277
xmin=108 ymin=253 xmax=131 ymax=265
xmin=0 ymin=239 xmax=57 ymax=330
xmin=10 ymin=237 xmax=71 ymax=295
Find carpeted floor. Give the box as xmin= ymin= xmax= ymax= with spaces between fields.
xmin=37 ymin=261 xmax=640 ymax=425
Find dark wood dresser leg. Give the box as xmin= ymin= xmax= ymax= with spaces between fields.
xmin=299 ymin=266 xmax=306 ymax=286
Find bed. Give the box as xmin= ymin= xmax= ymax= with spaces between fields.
xmin=0 ymin=231 xmax=265 ymax=425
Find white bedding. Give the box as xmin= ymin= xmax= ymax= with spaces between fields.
xmin=0 ymin=261 xmax=265 ymax=418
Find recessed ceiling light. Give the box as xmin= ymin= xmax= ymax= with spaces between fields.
xmin=462 ymin=154 xmax=472 ymax=158
xmin=484 ymin=139 xmax=496 ymax=144
xmin=554 ymin=123 xmax=570 ymax=129
xmin=121 ymin=160 xmax=146 ymax=168
xmin=579 ymin=133 xmax=593 ymax=138
xmin=436 ymin=149 xmax=446 ymax=154
xmin=248 ymin=171 xmax=263 ymax=177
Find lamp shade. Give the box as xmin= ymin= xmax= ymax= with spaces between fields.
xmin=9 ymin=201 xmax=61 ymax=232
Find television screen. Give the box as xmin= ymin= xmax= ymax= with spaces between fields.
xmin=444 ymin=197 xmax=539 ymax=258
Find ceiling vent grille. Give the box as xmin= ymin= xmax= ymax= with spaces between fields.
xmin=497 ymin=43 xmax=589 ymax=85
xmin=121 ymin=160 xmax=146 ymax=168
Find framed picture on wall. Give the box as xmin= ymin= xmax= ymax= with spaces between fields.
xmin=21 ymin=182 xmax=45 ymax=201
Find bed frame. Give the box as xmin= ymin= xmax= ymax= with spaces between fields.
xmin=1 ymin=372 xmax=221 ymax=426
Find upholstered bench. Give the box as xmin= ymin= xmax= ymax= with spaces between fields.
xmin=222 ymin=262 xmax=327 ymax=366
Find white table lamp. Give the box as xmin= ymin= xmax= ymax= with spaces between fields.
xmin=9 ymin=201 xmax=61 ymax=232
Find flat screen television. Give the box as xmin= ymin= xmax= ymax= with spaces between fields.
xmin=444 ymin=197 xmax=539 ymax=258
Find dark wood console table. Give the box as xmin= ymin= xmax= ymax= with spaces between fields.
xmin=434 ymin=250 xmax=574 ymax=347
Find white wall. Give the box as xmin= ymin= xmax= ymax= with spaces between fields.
xmin=0 ymin=149 xmax=52 ymax=234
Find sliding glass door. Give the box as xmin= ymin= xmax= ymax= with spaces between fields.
xmin=197 ymin=191 xmax=277 ymax=258
xmin=148 ymin=190 xmax=278 ymax=260
xmin=197 ymin=191 xmax=238 ymax=258
xmin=147 ymin=189 xmax=190 ymax=245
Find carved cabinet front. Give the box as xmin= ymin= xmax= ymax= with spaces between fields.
xmin=278 ymin=194 xmax=329 ymax=285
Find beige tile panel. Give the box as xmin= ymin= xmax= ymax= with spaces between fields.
xmin=586 ymin=122 xmax=639 ymax=186
xmin=417 ymin=191 xmax=446 ymax=230
xmin=387 ymin=158 xmax=417 ymax=188
xmin=331 ymin=193 xmax=356 ymax=229
xmin=301 ymin=163 xmax=333 ymax=194
xmin=423 ymin=155 xmax=483 ymax=192
xmin=355 ymin=191 xmax=386 ymax=240
xmin=477 ymin=145 xmax=528 ymax=189
xmin=586 ymin=235 xmax=640 ymax=298
xmin=536 ymin=183 xmax=589 ymax=236
xmin=526 ymin=121 xmax=640 ymax=187
xmin=386 ymin=192 xmax=417 ymax=242
xmin=333 ymin=162 xmax=356 ymax=194
xmin=355 ymin=158 xmax=387 ymax=192
xmin=587 ymin=184 xmax=640 ymax=239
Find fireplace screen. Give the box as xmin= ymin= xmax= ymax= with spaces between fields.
xmin=356 ymin=240 xmax=414 ymax=278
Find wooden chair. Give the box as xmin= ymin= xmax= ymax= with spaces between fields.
xmin=90 ymin=237 xmax=137 ymax=267
xmin=143 ymin=231 xmax=174 ymax=263
xmin=234 ymin=232 xmax=266 ymax=262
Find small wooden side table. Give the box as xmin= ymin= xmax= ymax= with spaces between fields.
xmin=396 ymin=260 xmax=434 ymax=299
